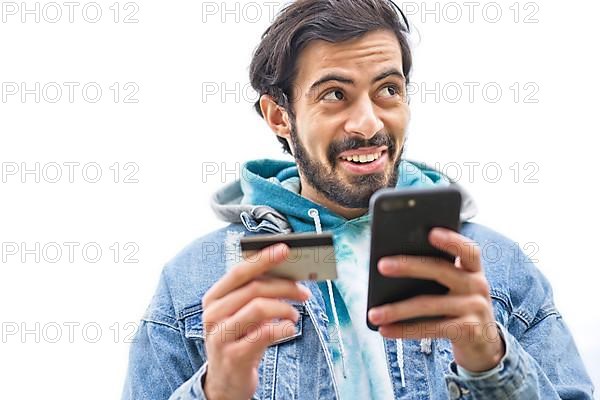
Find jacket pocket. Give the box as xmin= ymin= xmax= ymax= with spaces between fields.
xmin=181 ymin=302 xmax=304 ymax=345
xmin=180 ymin=302 xmax=305 ymax=400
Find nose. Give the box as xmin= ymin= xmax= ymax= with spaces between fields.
xmin=343 ymin=95 xmax=384 ymax=140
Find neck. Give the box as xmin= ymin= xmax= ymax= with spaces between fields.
xmin=299 ymin=177 xmax=368 ymax=220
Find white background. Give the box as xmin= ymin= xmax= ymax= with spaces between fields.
xmin=1 ymin=0 xmax=599 ymax=398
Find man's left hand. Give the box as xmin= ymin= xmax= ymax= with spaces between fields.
xmin=367 ymin=227 xmax=505 ymax=373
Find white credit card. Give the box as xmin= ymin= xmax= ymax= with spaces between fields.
xmin=240 ymin=232 xmax=337 ymax=281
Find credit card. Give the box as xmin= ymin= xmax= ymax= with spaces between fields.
xmin=240 ymin=232 xmax=337 ymax=281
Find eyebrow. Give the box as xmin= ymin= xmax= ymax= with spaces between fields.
xmin=307 ymin=68 xmax=405 ymax=96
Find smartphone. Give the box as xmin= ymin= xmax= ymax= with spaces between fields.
xmin=366 ymin=186 xmax=462 ymax=331
xmin=240 ymin=232 xmax=337 ymax=281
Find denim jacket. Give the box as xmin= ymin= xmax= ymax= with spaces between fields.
xmin=121 ymin=221 xmax=593 ymax=399
xmin=122 ymin=159 xmax=594 ymax=399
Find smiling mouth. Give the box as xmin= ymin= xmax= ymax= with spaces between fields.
xmin=337 ymin=146 xmax=388 ymax=164
xmin=336 ymin=146 xmax=389 ymax=175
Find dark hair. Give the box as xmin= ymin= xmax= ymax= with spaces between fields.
xmin=249 ymin=0 xmax=412 ymax=154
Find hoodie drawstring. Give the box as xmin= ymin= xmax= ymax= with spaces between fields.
xmin=396 ymin=339 xmax=406 ymax=388
xmin=308 ymin=208 xmax=322 ymax=234
xmin=326 ymin=279 xmax=348 ymax=379
xmin=308 ymin=208 xmax=348 ymax=379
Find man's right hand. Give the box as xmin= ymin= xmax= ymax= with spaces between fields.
xmin=200 ymin=243 xmax=311 ymax=400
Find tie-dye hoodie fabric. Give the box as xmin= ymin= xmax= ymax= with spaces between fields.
xmin=210 ymin=158 xmax=478 ymax=399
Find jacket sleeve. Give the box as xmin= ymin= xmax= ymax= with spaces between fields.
xmin=444 ymin=244 xmax=595 ymax=399
xmin=121 ymin=270 xmax=212 ymax=400
xmin=445 ymin=319 xmax=594 ymax=399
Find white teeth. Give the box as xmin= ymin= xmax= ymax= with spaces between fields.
xmin=342 ymin=151 xmax=383 ymax=163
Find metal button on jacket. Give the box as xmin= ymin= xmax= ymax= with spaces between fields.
xmin=447 ymin=381 xmax=462 ymax=400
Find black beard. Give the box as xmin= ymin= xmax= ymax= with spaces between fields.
xmin=289 ymin=119 xmax=403 ymax=209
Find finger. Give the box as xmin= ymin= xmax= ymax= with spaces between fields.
xmin=378 ymin=314 xmax=500 ymax=343
xmin=208 ymin=298 xmax=299 ymax=343
xmin=203 ymin=243 xmax=289 ymax=306
xmin=204 ymin=278 xmax=311 ymax=323
xmin=378 ymin=254 xmax=465 ymax=291
xmin=227 ymin=319 xmax=298 ymax=366
xmin=368 ymin=294 xmax=489 ymax=326
xmin=378 ymin=316 xmax=463 ymax=339
xmin=428 ymin=228 xmax=482 ymax=272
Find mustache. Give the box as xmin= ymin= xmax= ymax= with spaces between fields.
xmin=327 ymin=132 xmax=397 ymax=164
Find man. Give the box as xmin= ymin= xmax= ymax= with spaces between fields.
xmin=122 ymin=0 xmax=594 ymax=399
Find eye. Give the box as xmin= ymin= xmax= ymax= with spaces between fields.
xmin=377 ymin=85 xmax=402 ymax=98
xmin=322 ymin=89 xmax=345 ymax=101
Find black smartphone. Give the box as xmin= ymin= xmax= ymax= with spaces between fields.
xmin=366 ymin=186 xmax=462 ymax=331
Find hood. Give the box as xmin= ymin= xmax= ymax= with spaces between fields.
xmin=210 ymin=158 xmax=477 ymax=234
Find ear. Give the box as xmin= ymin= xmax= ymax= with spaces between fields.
xmin=259 ymin=94 xmax=292 ymax=143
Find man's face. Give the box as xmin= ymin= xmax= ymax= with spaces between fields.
xmin=287 ymin=29 xmax=410 ymax=209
